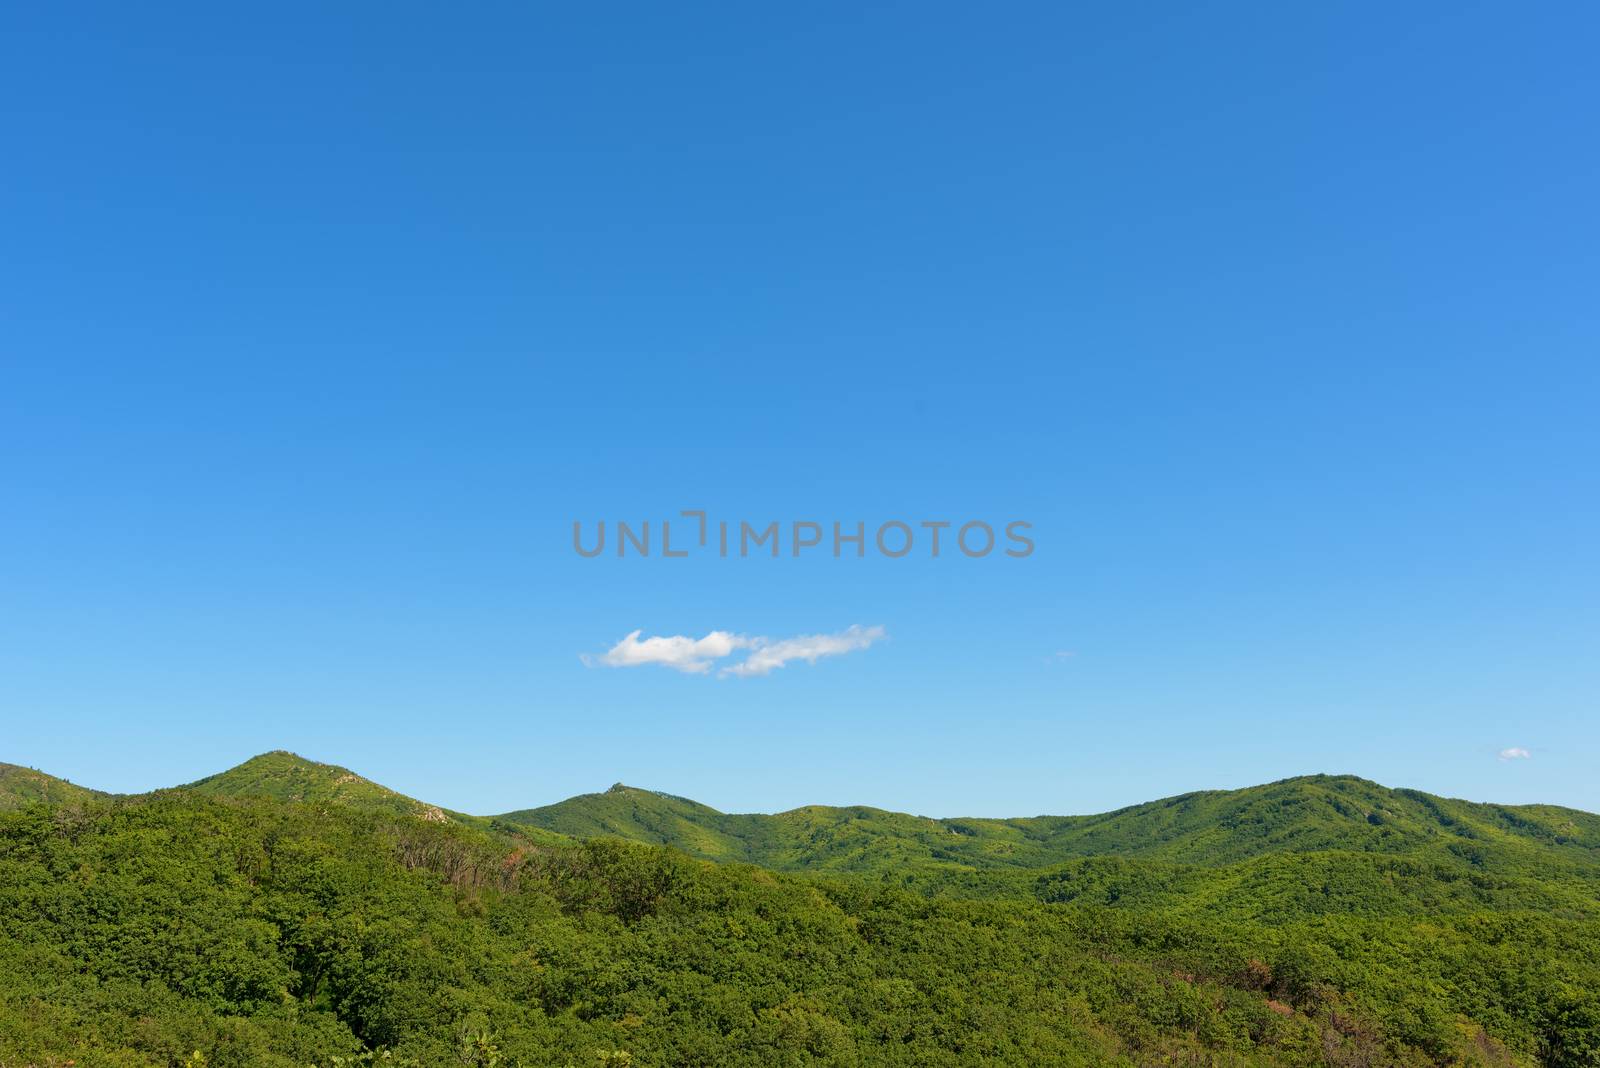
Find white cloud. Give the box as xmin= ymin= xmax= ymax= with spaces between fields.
xmin=582 ymin=629 xmax=755 ymax=674
xmin=721 ymin=624 xmax=886 ymax=678
xmin=583 ymin=624 xmax=885 ymax=678
xmin=1497 ymin=747 xmax=1532 ymax=761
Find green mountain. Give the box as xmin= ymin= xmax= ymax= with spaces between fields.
xmin=496 ymin=773 xmax=1600 ymax=877
xmin=5 ymin=753 xmax=1600 ymax=1065
xmin=0 ymin=761 xmax=106 ymax=810
xmin=180 ymin=750 xmax=486 ymax=827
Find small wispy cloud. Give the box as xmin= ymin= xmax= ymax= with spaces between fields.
xmin=1498 ymin=747 xmax=1532 ymax=761
xmin=582 ymin=629 xmax=755 ymax=674
xmin=721 ymin=624 xmax=886 ymax=678
xmin=584 ymin=625 xmax=884 ymax=678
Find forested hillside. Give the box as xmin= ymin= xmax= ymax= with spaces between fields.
xmin=0 ymin=762 xmax=105 ymax=811
xmin=498 ymin=775 xmax=1600 ymax=877
xmin=2 ymin=754 xmax=1598 ymax=1066
xmin=181 ymin=751 xmax=486 ymax=828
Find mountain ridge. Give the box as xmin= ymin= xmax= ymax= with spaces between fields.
xmin=7 ymin=751 xmax=1598 ymax=881
xmin=495 ymin=768 xmax=1600 ymax=876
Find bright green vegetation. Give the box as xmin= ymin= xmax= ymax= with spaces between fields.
xmin=2 ymin=754 xmax=1598 ymax=1066
xmin=181 ymin=751 xmax=486 ymax=828
xmin=0 ymin=761 xmax=105 ymax=810
xmin=500 ymin=775 xmax=1600 ymax=879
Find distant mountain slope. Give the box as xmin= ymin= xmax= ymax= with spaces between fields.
xmin=0 ymin=763 xmax=105 ymax=811
xmin=998 ymin=773 xmax=1600 ymax=866
xmin=504 ymin=783 xmax=767 ymax=857
xmin=179 ymin=750 xmax=487 ymax=827
xmin=497 ymin=774 xmax=1600 ymax=876
xmin=9 ymin=753 xmax=1600 ymax=888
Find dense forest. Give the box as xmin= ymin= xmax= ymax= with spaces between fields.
xmin=1 ymin=753 xmax=1597 ymax=1066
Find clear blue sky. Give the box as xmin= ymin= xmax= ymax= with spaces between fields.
xmin=3 ymin=3 xmax=1597 ymax=817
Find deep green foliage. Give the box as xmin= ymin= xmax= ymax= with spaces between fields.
xmin=1 ymin=756 xmax=1598 ymax=1066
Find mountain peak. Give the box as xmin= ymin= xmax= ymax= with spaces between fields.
xmin=180 ymin=751 xmax=477 ymax=826
xmin=241 ymin=749 xmax=349 ymax=772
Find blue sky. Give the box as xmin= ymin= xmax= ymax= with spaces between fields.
xmin=3 ymin=3 xmax=1597 ymax=817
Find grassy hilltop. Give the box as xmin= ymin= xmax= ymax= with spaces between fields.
xmin=180 ymin=749 xmax=487 ymax=827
